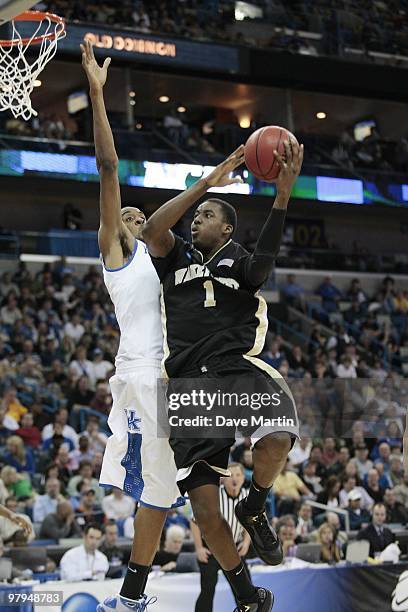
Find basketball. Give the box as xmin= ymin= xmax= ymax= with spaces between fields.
xmin=244 ymin=125 xmax=298 ymax=182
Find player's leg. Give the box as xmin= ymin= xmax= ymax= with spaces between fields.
xmin=98 ymin=368 xmax=180 ymax=611
xmin=235 ymin=357 xmax=299 ymax=566
xmin=119 ymin=506 xmax=167 ymax=602
xmin=195 ymin=554 xmax=220 ymax=612
xmin=222 ymin=557 xmax=252 ymax=608
xmin=188 ymin=480 xmax=273 ymax=611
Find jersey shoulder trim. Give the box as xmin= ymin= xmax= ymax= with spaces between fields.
xmin=102 ymin=240 xmax=138 ymax=273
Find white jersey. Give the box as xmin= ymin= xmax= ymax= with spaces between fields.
xmin=102 ymin=240 xmax=163 ymax=369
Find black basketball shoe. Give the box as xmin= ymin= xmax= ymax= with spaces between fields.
xmin=234 ymin=587 xmax=274 ymax=611
xmin=235 ymin=500 xmax=283 ymax=566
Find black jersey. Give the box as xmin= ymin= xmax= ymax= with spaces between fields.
xmin=151 ymin=235 xmax=268 ymax=377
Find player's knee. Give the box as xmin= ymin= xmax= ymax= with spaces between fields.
xmin=194 ymin=503 xmax=223 ymax=534
xmin=254 ymin=432 xmax=291 ymax=461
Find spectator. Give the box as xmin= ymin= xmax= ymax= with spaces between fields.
xmin=326 ymin=511 xmax=348 ymax=548
xmin=289 ymin=436 xmax=312 ymax=467
xmin=64 ymin=313 xmax=85 ymax=343
xmin=3 ymin=435 xmax=35 ymax=475
xmin=356 ymin=503 xmax=394 ymax=558
xmin=383 ymin=488 xmax=408 ymax=524
xmin=54 ymin=446 xmax=74 ymax=486
xmin=316 ymin=475 xmax=341 ymax=510
xmin=2 ymin=387 xmax=27 ymax=423
xmin=42 ymin=408 xmax=78 ymax=449
xmin=68 ymin=435 xmax=94 ymax=471
xmin=0 ymin=405 xmax=18 ymax=442
xmin=67 ymin=460 xmax=102 ymax=503
xmin=39 ymin=501 xmax=81 ymax=539
xmin=60 ymin=522 xmax=108 ymax=580
xmin=280 ymin=274 xmax=306 ymax=310
xmin=81 ymin=415 xmax=108 ymax=454
xmin=0 ymin=466 xmax=32 ymax=500
xmin=69 ymin=346 xmax=95 ymax=385
xmin=301 ymin=460 xmax=323 ymax=496
xmin=66 ymin=376 xmax=94 ymax=414
xmin=75 ymin=488 xmax=105 ymax=529
xmin=273 ymin=460 xmax=312 ymax=515
xmin=99 ymin=520 xmax=125 ymax=578
xmin=305 ymin=445 xmax=327 ymax=480
xmin=89 ymin=382 xmax=112 ymax=415
xmin=337 ymin=355 xmax=357 ymax=378
xmin=364 ymin=468 xmax=385 ymax=503
xmin=102 ymin=488 xmax=136 ymax=521
xmin=276 ymin=515 xmax=300 ymax=558
xmin=261 ymin=338 xmax=286 ymax=370
xmin=62 ymin=202 xmax=82 ymax=231
xmin=317 ymin=522 xmax=342 ymax=563
xmin=375 ymin=442 xmax=392 ymax=474
xmin=340 ymin=474 xmax=373 ymax=510
xmin=295 ymin=502 xmax=314 ymax=538
xmin=16 ymin=412 xmax=41 ymax=448
xmin=346 ymin=278 xmax=367 ymax=304
xmin=91 ymin=348 xmax=113 ymax=380
xmin=389 ymin=457 xmax=403 ymax=487
xmin=321 ymin=438 xmax=339 ymax=467
xmin=394 ymin=472 xmax=408 ymax=507
xmin=350 ymin=444 xmax=373 ymax=480
xmin=346 ymin=489 xmax=371 ymax=530
xmin=316 ymin=276 xmax=342 ymax=312
xmin=42 ymin=422 xmax=75 ymax=457
xmin=153 ymin=525 xmax=186 ymax=571
xmin=1 ymin=294 xmax=22 ymax=325
xmin=33 ymin=478 xmax=64 ymax=523
xmin=287 ymin=345 xmax=308 ymax=375
xmin=327 ymin=446 xmax=350 ymax=477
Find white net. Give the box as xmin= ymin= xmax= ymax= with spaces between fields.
xmin=0 ymin=13 xmax=65 ymax=121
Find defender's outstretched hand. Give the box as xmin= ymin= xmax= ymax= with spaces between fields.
xmin=205 ymin=145 xmax=245 ymax=188
xmin=273 ymin=140 xmax=304 ymax=197
xmin=81 ymin=39 xmax=111 ymax=92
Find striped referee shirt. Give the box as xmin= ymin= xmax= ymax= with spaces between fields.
xmin=219 ymin=485 xmax=248 ymax=544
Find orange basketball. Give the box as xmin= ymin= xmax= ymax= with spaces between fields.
xmin=244 ymin=125 xmax=298 ymax=182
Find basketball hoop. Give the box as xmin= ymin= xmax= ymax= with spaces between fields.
xmin=0 ymin=10 xmax=66 ymax=120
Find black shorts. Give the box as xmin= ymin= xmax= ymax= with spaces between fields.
xmin=168 ymin=355 xmax=299 ymax=494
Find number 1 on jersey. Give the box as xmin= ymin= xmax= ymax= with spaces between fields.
xmin=203 ymin=280 xmax=216 ymax=308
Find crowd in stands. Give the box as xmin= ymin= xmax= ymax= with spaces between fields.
xmin=37 ymin=0 xmax=408 ymax=63
xmin=0 ymin=259 xmax=406 ymax=582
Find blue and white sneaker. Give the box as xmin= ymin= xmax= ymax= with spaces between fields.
xmin=96 ymin=594 xmax=157 ymax=611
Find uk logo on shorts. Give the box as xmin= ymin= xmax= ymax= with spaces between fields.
xmin=126 ymin=408 xmax=141 ymax=433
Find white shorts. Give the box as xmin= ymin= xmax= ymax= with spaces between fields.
xmin=99 ymin=362 xmax=184 ymax=510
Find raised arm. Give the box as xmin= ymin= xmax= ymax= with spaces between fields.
xmin=141 ymin=146 xmax=245 ymax=257
xmin=243 ymin=140 xmax=304 ymax=288
xmin=81 ymin=40 xmax=131 ymax=266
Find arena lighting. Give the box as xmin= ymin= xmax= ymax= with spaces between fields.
xmin=177 ymin=106 xmax=186 ymax=112
xmin=129 ymin=91 xmax=136 ymax=97
xmin=159 ymin=95 xmax=170 ymax=103
xmin=239 ymin=116 xmax=251 ymax=128
xmin=33 ymin=79 xmax=41 ymax=87
xmin=130 ymin=100 xmax=136 ymax=106
xmin=316 ymin=111 xmax=327 ymax=119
